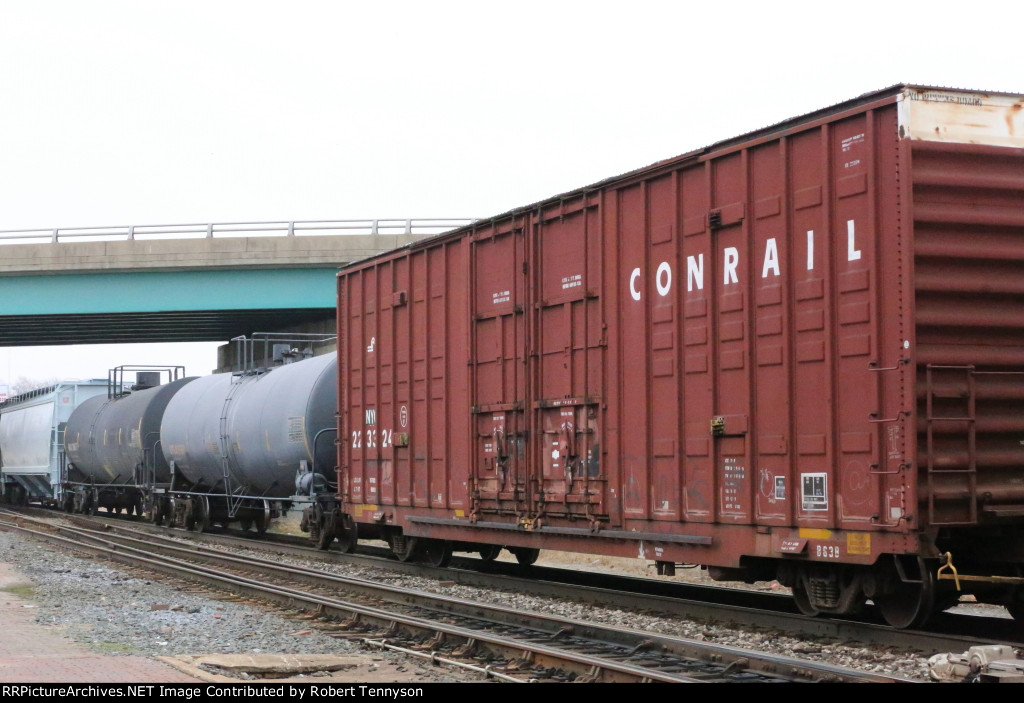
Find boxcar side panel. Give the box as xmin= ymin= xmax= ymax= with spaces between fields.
xmin=339 ymin=237 xmax=471 ymax=522
xmin=529 ymin=203 xmax=606 ymax=521
xmin=601 ymin=100 xmax=914 ymax=560
xmin=469 ymin=219 xmax=528 ymax=518
xmin=910 ymin=138 xmax=1024 ymax=531
xmin=616 ymin=182 xmax=653 ymax=521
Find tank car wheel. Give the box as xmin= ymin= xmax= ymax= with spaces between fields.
xmin=61 ymin=492 xmax=74 ymax=513
xmin=190 ymin=496 xmax=210 ymax=533
xmin=168 ymin=497 xmax=182 ymax=528
xmin=874 ymin=557 xmax=936 ymax=629
xmin=421 ymin=539 xmax=453 ymax=568
xmin=185 ymin=498 xmax=205 ymax=531
xmin=316 ymin=510 xmax=336 ymax=551
xmin=478 ymin=545 xmax=502 ymax=562
xmin=511 ymin=547 xmax=540 ymax=567
xmin=253 ymin=500 xmax=270 ymax=535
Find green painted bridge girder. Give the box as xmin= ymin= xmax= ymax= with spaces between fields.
xmin=0 ymin=267 xmax=339 ymax=315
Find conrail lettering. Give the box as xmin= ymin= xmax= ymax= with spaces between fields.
xmin=629 ymin=219 xmax=862 ymax=300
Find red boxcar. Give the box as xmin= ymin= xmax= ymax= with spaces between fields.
xmin=332 ymin=85 xmax=1024 ymax=628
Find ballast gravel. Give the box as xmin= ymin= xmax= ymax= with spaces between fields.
xmin=0 ymin=531 xmax=475 ymax=682
xmin=0 ymin=528 xmax=953 ymax=683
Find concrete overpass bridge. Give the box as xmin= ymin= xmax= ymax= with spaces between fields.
xmin=0 ymin=219 xmax=474 ymax=346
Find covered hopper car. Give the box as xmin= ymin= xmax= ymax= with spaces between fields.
xmin=0 ymin=379 xmax=109 ymax=507
xmin=327 ymin=85 xmax=1024 ymax=629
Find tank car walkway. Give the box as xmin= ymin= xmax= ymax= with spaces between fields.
xmin=0 ymin=563 xmax=201 ymax=683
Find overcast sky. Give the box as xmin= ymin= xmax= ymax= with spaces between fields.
xmin=0 ymin=0 xmax=1020 ymax=386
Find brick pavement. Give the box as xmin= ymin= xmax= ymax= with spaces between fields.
xmin=0 ymin=563 xmax=202 ymax=683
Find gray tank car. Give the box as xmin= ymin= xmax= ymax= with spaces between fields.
xmin=62 ymin=373 xmax=195 ymax=515
xmin=159 ymin=352 xmax=337 ymax=533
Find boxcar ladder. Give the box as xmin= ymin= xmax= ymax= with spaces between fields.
xmin=925 ymin=365 xmax=977 ymax=526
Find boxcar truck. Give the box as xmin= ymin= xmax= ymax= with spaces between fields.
xmin=334 ymin=85 xmax=1024 ymax=629
xmin=0 ymin=379 xmax=109 ymax=507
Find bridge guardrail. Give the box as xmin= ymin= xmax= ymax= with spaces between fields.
xmin=0 ymin=218 xmax=478 ymax=245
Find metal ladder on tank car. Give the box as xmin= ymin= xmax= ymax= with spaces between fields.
xmin=217 ymin=374 xmax=252 ymax=519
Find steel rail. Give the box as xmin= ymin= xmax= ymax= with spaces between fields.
xmin=39 ymin=508 xmax=1020 ymax=656
xmin=0 ymin=512 xmax=909 ymax=683
xmin=17 ymin=507 xmax=1018 ymax=656
xmin=0 ymin=517 xmax=723 ymax=683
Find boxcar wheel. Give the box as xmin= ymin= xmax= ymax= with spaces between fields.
xmin=336 ymin=514 xmax=358 ymax=554
xmin=478 ymin=545 xmax=502 ymax=562
xmin=875 ymin=557 xmax=936 ymax=629
xmin=391 ymin=535 xmax=419 ymax=562
xmin=512 ymin=547 xmax=539 ymax=566
xmin=422 ymin=539 xmax=453 ymax=568
xmin=876 ymin=579 xmax=935 ymax=629
xmin=791 ymin=581 xmax=820 ymax=616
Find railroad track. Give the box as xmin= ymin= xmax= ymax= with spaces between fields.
xmin=0 ymin=510 xmax=912 ymax=683
xmin=41 ymin=507 xmax=1021 ymax=655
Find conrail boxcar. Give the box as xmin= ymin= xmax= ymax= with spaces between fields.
xmin=332 ymin=85 xmax=1024 ymax=628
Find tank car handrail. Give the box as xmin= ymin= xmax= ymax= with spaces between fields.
xmin=311 ymin=427 xmax=339 ymax=492
xmin=231 ymin=333 xmax=337 ymax=373
xmin=0 ymin=218 xmax=478 ymax=245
